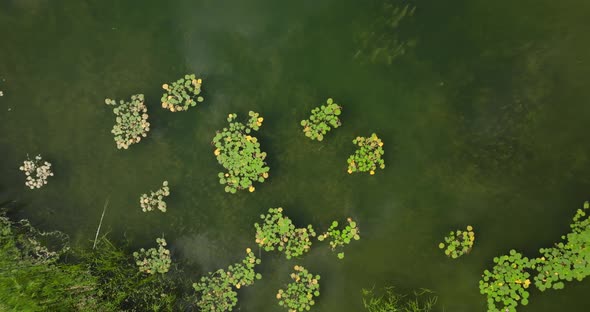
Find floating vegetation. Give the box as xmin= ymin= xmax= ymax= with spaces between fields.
xmin=193 ymin=248 xmax=262 ymax=311
xmin=534 ymin=201 xmax=590 ymax=291
xmin=276 ymin=265 xmax=320 ymax=312
xmin=133 ymin=237 xmax=171 ymax=275
xmin=354 ymin=3 xmax=416 ymax=65
xmin=479 ymin=250 xmax=536 ymax=312
xmin=161 ymin=74 xmax=204 ymax=112
xmin=105 ymin=94 xmax=150 ymax=149
xmin=438 ymin=225 xmax=475 ymax=259
xmin=300 ymin=98 xmax=342 ymax=141
xmin=254 ymin=207 xmax=316 ymax=259
xmin=19 ymin=154 xmax=54 ymax=189
xmin=347 ymin=133 xmax=385 ymax=175
xmin=139 ymin=180 xmax=170 ymax=213
xmin=212 ymin=111 xmax=270 ymax=194
xmin=318 ymin=218 xmax=360 ymax=259
xmin=362 ymin=286 xmax=438 ymax=312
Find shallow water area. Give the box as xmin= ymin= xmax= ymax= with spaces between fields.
xmin=2 ymin=0 xmax=590 ymax=311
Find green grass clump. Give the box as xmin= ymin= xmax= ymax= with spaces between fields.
xmin=139 ymin=180 xmax=170 ymax=213
xmin=300 ymin=98 xmax=342 ymax=141
xmin=105 ymin=94 xmax=150 ymax=149
xmin=212 ymin=111 xmax=270 ymax=194
xmin=161 ymin=74 xmax=204 ymax=112
xmin=479 ymin=250 xmax=536 ymax=312
xmin=438 ymin=225 xmax=475 ymax=259
xmin=133 ymin=237 xmax=171 ymax=275
xmin=534 ymin=201 xmax=590 ymax=291
xmin=193 ymin=248 xmax=262 ymax=311
xmin=254 ymin=207 xmax=316 ymax=259
xmin=362 ymin=286 xmax=437 ymax=312
xmin=318 ymin=218 xmax=360 ymax=259
xmin=347 ymin=133 xmax=385 ymax=175
xmin=276 ymin=265 xmax=320 ymax=312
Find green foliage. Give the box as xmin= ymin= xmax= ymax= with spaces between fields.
xmin=317 ymin=218 xmax=360 ymax=259
xmin=347 ymin=133 xmax=385 ymax=175
xmin=161 ymin=74 xmax=204 ymax=112
xmin=479 ymin=250 xmax=536 ymax=312
xmin=254 ymin=207 xmax=316 ymax=259
xmin=105 ymin=94 xmax=150 ymax=149
xmin=438 ymin=225 xmax=475 ymax=259
xmin=534 ymin=201 xmax=590 ymax=291
xmin=212 ymin=111 xmax=270 ymax=194
xmin=361 ymin=286 xmax=437 ymax=312
xmin=276 ymin=265 xmax=320 ymax=312
xmin=193 ymin=248 xmax=262 ymax=312
xmin=300 ymin=98 xmax=342 ymax=141
xmin=133 ymin=237 xmax=172 ymax=275
xmin=354 ymin=3 xmax=417 ymax=65
xmin=140 ymin=181 xmax=170 ymax=213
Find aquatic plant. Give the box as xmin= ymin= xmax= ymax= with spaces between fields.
xmin=276 ymin=265 xmax=320 ymax=312
xmin=438 ymin=225 xmax=475 ymax=259
xmin=254 ymin=207 xmax=316 ymax=259
xmin=362 ymin=286 xmax=437 ymax=312
xmin=212 ymin=111 xmax=270 ymax=194
xmin=19 ymin=154 xmax=54 ymax=189
xmin=133 ymin=237 xmax=171 ymax=275
xmin=300 ymin=98 xmax=342 ymax=141
xmin=534 ymin=201 xmax=590 ymax=291
xmin=139 ymin=180 xmax=170 ymax=213
xmin=193 ymin=248 xmax=262 ymax=311
xmin=347 ymin=133 xmax=385 ymax=175
xmin=105 ymin=94 xmax=150 ymax=149
xmin=354 ymin=3 xmax=416 ymax=65
xmin=161 ymin=74 xmax=204 ymax=112
xmin=479 ymin=250 xmax=536 ymax=312
xmin=317 ymin=218 xmax=360 ymax=259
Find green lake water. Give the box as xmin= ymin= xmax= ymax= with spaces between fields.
xmin=2 ymin=0 xmax=590 ymax=310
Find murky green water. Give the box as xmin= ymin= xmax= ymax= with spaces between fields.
xmin=2 ymin=0 xmax=590 ymax=311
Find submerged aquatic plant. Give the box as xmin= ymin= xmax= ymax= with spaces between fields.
xmin=133 ymin=237 xmax=171 ymax=275
xmin=318 ymin=218 xmax=360 ymax=259
xmin=300 ymin=98 xmax=342 ymax=141
xmin=105 ymin=94 xmax=150 ymax=149
xmin=19 ymin=155 xmax=54 ymax=189
xmin=438 ymin=225 xmax=475 ymax=259
xmin=362 ymin=286 xmax=437 ymax=312
xmin=212 ymin=111 xmax=270 ymax=194
xmin=254 ymin=207 xmax=316 ymax=259
xmin=347 ymin=133 xmax=385 ymax=175
xmin=479 ymin=250 xmax=536 ymax=312
xmin=276 ymin=265 xmax=320 ymax=312
xmin=161 ymin=74 xmax=204 ymax=112
xmin=193 ymin=248 xmax=262 ymax=311
xmin=534 ymin=201 xmax=590 ymax=291
xmin=354 ymin=3 xmax=417 ymax=65
xmin=139 ymin=181 xmax=170 ymax=213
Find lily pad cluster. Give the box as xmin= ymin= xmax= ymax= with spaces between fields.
xmin=318 ymin=218 xmax=360 ymax=259
xmin=139 ymin=181 xmax=170 ymax=213
xmin=534 ymin=201 xmax=590 ymax=291
xmin=479 ymin=250 xmax=536 ymax=312
xmin=300 ymin=98 xmax=342 ymax=141
xmin=438 ymin=225 xmax=475 ymax=259
xmin=254 ymin=207 xmax=316 ymax=259
xmin=212 ymin=111 xmax=270 ymax=194
xmin=347 ymin=133 xmax=385 ymax=175
xmin=133 ymin=237 xmax=171 ymax=275
xmin=193 ymin=248 xmax=262 ymax=311
xmin=161 ymin=74 xmax=204 ymax=112
xmin=19 ymin=154 xmax=54 ymax=189
xmin=276 ymin=265 xmax=320 ymax=312
xmin=105 ymin=94 xmax=150 ymax=149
